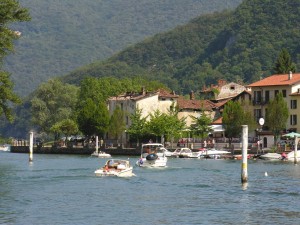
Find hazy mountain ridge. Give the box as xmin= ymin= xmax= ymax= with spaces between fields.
xmin=5 ymin=0 xmax=242 ymax=96
xmin=63 ymin=0 xmax=300 ymax=94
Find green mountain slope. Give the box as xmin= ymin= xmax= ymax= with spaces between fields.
xmin=4 ymin=0 xmax=242 ymax=96
xmin=63 ymin=0 xmax=300 ymax=94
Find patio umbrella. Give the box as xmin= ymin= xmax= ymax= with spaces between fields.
xmin=282 ymin=132 xmax=300 ymax=138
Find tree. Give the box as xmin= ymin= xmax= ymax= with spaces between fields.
xmin=145 ymin=110 xmax=167 ymax=143
xmin=191 ymin=112 xmax=213 ymax=140
xmin=50 ymin=119 xmax=79 ymax=145
xmin=77 ymin=99 xmax=110 ymax=137
xmin=0 ymin=0 xmax=30 ymax=121
xmin=108 ymin=106 xmax=125 ymax=142
xmin=222 ymin=101 xmax=246 ymax=149
xmin=126 ymin=107 xmax=147 ymax=145
xmin=31 ymin=79 xmax=79 ymax=138
xmin=265 ymin=92 xmax=289 ymax=146
xmin=274 ymin=48 xmax=296 ymax=74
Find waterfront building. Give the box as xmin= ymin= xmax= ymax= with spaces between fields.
xmin=247 ymin=72 xmax=300 ymax=148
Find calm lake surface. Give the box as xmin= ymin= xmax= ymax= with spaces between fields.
xmin=1 ymin=152 xmax=300 ymax=225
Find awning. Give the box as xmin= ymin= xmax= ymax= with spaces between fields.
xmin=210 ymin=125 xmax=224 ymax=132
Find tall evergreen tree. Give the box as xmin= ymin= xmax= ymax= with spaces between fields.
xmin=0 ymin=0 xmax=30 ymax=121
xmin=265 ymin=92 xmax=289 ymax=146
xmin=108 ymin=106 xmax=125 ymax=142
xmin=274 ymin=48 xmax=296 ymax=74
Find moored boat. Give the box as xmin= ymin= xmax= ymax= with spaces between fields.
xmin=94 ymin=159 xmax=134 ymax=177
xmin=91 ymin=151 xmax=111 ymax=158
xmin=0 ymin=144 xmax=10 ymax=152
xmin=259 ymin=152 xmax=282 ymax=160
xmin=136 ymin=143 xmax=168 ymax=167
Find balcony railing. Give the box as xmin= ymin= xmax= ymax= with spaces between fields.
xmin=252 ymin=98 xmax=269 ymax=106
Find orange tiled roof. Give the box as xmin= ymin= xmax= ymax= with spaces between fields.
xmin=177 ymin=97 xmax=216 ymax=111
xmin=212 ymin=117 xmax=222 ymax=124
xmin=248 ymin=73 xmax=300 ymax=87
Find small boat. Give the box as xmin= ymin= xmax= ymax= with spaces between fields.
xmin=285 ymin=150 xmax=300 ymax=161
xmin=136 ymin=143 xmax=168 ymax=167
xmin=171 ymin=148 xmax=193 ymax=158
xmin=188 ymin=151 xmax=203 ymax=158
xmin=259 ymin=153 xmax=282 ymax=160
xmin=91 ymin=151 xmax=111 ymax=158
xmin=0 ymin=144 xmax=10 ymax=152
xmin=199 ymin=148 xmax=231 ymax=159
xmin=94 ymin=159 xmax=134 ymax=177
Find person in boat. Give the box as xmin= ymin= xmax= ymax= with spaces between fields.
xmin=281 ymin=152 xmax=287 ymax=160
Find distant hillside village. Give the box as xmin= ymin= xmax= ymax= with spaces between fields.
xmin=108 ymin=72 xmax=300 ymax=149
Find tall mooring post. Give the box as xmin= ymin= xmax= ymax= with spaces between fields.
xmin=241 ymin=125 xmax=248 ymax=184
xmin=294 ymin=136 xmax=298 ymax=165
xmin=29 ymin=131 xmax=33 ymax=162
xmin=96 ymin=136 xmax=99 ymax=154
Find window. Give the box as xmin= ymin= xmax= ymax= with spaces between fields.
xmin=126 ymin=116 xmax=129 ymax=125
xmin=265 ymin=90 xmax=270 ymax=103
xmin=275 ymin=90 xmax=279 ymax=96
xmin=290 ymin=115 xmax=297 ymax=125
xmin=254 ymin=109 xmax=262 ymax=122
xmin=254 ymin=91 xmax=262 ymax=103
xmin=291 ymin=100 xmax=297 ymax=109
xmin=282 ymin=90 xmax=287 ymax=97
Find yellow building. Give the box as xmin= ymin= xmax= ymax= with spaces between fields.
xmin=248 ymin=72 xmax=300 ymax=148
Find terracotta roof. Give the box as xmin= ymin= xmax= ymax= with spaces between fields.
xmin=108 ymin=89 xmax=178 ymax=101
xmin=157 ymin=89 xmax=179 ymax=98
xmin=212 ymin=117 xmax=222 ymax=124
xmin=248 ymin=73 xmax=300 ymax=87
xmin=177 ymin=97 xmax=216 ymax=111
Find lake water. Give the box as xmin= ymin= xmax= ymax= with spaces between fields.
xmin=1 ymin=152 xmax=300 ymax=225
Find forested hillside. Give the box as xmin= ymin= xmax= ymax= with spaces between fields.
xmin=5 ymin=0 xmax=242 ymax=96
xmin=63 ymin=0 xmax=300 ymax=95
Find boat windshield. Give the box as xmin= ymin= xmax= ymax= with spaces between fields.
xmin=142 ymin=144 xmax=163 ymax=154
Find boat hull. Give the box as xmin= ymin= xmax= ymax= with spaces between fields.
xmin=94 ymin=167 xmax=134 ymax=177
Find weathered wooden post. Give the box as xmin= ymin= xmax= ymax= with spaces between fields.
xmin=294 ymin=136 xmax=298 ymax=164
xmin=96 ymin=136 xmax=99 ymax=154
xmin=29 ymin=131 xmax=33 ymax=162
xmin=241 ymin=125 xmax=248 ymax=184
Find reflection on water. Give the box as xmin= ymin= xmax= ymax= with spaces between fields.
xmin=1 ymin=153 xmax=300 ymax=224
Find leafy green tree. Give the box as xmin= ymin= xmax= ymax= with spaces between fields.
xmin=274 ymin=48 xmax=296 ymax=74
xmin=164 ymin=107 xmax=186 ymax=148
xmin=31 ymin=79 xmax=79 ymax=138
xmin=265 ymin=92 xmax=289 ymax=146
xmin=145 ymin=110 xmax=167 ymax=143
xmin=108 ymin=106 xmax=125 ymax=142
xmin=190 ymin=112 xmax=213 ymax=140
xmin=77 ymin=99 xmax=109 ymax=137
xmin=50 ymin=119 xmax=79 ymax=144
xmin=126 ymin=107 xmax=147 ymax=145
xmin=222 ymin=101 xmax=245 ymax=149
xmin=0 ymin=0 xmax=30 ymax=121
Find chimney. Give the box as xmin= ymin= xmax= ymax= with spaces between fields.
xmin=190 ymin=91 xmax=195 ymax=100
xmin=288 ymin=71 xmax=293 ymax=80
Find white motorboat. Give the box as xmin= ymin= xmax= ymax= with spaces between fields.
xmin=161 ymin=147 xmax=173 ymax=157
xmin=91 ymin=151 xmax=111 ymax=158
xmin=200 ymin=148 xmax=231 ymax=159
xmin=188 ymin=151 xmax=203 ymax=158
xmin=285 ymin=150 xmax=300 ymax=161
xmin=171 ymin=147 xmax=193 ymax=158
xmin=259 ymin=152 xmax=282 ymax=160
xmin=0 ymin=144 xmax=10 ymax=152
xmin=136 ymin=143 xmax=168 ymax=167
xmin=94 ymin=159 xmax=134 ymax=177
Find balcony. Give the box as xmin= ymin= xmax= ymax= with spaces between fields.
xmin=252 ymin=98 xmax=269 ymax=106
